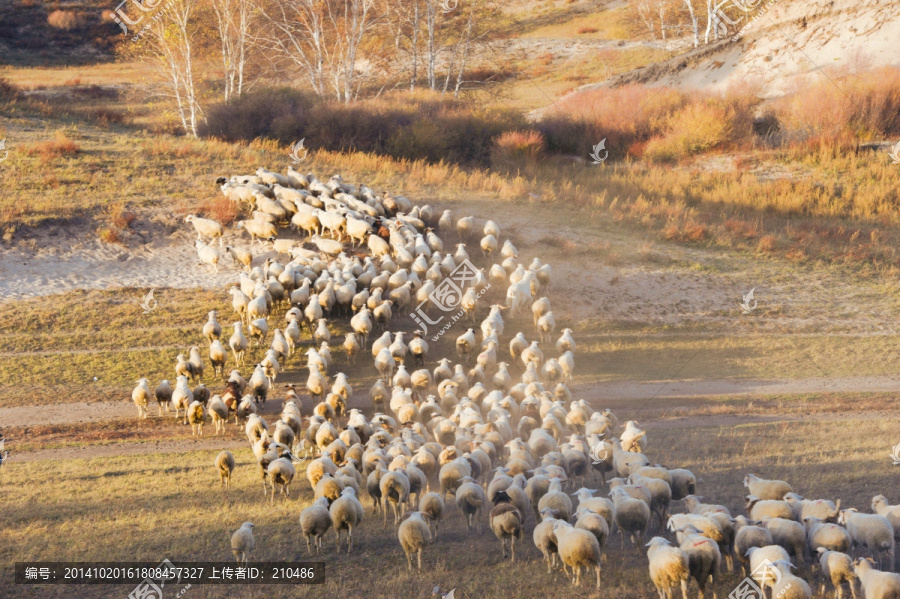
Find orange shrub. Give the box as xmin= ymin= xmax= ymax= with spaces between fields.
xmin=25 ymin=131 xmax=80 ymax=163
xmin=577 ymin=26 xmax=599 ymax=34
xmin=196 ymin=196 xmax=240 ymax=227
xmin=97 ymin=227 xmax=122 ymax=244
xmin=108 ymin=203 xmax=137 ymax=230
xmin=773 ymin=66 xmax=900 ymax=146
xmin=492 ymin=129 xmax=546 ymax=168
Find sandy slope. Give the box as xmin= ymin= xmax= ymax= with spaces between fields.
xmin=543 ymin=0 xmax=900 ymax=104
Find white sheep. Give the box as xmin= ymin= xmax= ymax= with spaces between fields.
xmin=171 ymin=375 xmax=193 ymax=423
xmin=215 ymin=450 xmax=234 ymax=488
xmin=816 ymin=549 xmax=858 ymax=599
xmin=611 ymin=486 xmax=651 ymax=550
xmin=873 ymin=495 xmax=900 ymax=542
xmin=805 ymin=516 xmax=851 ymax=555
xmin=418 ymin=492 xmax=444 ymax=540
xmin=840 ymin=509 xmax=895 ymax=571
xmin=229 ymin=322 xmax=249 ymax=365
xmin=266 ymin=453 xmax=296 ymax=502
xmin=784 ymin=492 xmax=841 ymax=523
xmin=185 ymin=215 xmax=224 ymax=246
xmin=761 ymin=517 xmax=806 ymax=568
xmin=203 ymin=310 xmax=222 ymax=342
xmin=236 ymin=219 xmax=277 ymax=244
xmin=645 ymin=536 xmax=689 ymax=599
xmin=209 ymin=340 xmax=227 ymax=378
xmin=537 ymin=311 xmax=556 ymax=343
xmin=397 ymin=511 xmax=432 ymax=571
xmin=154 ymin=379 xmax=172 ymax=417
xmin=187 ymin=400 xmax=205 ymax=435
xmin=675 ymin=524 xmax=720 ymax=599
xmin=231 ymin=522 xmax=255 ymax=565
xmin=300 ymin=497 xmax=332 ymax=555
xmin=768 ymin=559 xmax=813 ymax=599
xmin=733 ymin=516 xmax=773 ymax=576
xmin=746 ymin=495 xmax=794 ymax=521
xmin=744 ymin=473 xmax=793 ymax=501
xmin=330 ymin=487 xmax=364 ymax=554
xmin=195 ymin=240 xmax=221 ymax=273
xmin=740 ymin=546 xmax=788 ymax=598
xmin=208 ymin=395 xmax=229 ymax=435
xmin=538 ymin=478 xmax=573 ymax=522
xmin=855 ymin=557 xmax=900 ymax=598
xmin=574 ymin=507 xmax=609 ymax=561
xmin=131 ymin=378 xmax=151 ymax=420
xmin=225 ymin=245 xmax=253 ymax=271
xmin=456 ymin=476 xmax=487 ymax=534
xmin=554 ymin=520 xmax=603 ymax=590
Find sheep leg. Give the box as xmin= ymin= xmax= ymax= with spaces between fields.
xmin=417 ymin=548 xmax=422 ymax=571
xmin=510 ymin=536 xmax=516 ymax=563
xmin=680 ymin=579 xmax=688 ymax=599
xmin=500 ymin=538 xmax=507 ymax=559
xmin=347 ymin=527 xmax=353 ymax=555
xmin=405 ymin=550 xmax=412 ymax=572
xmin=335 ymin=529 xmax=341 ymax=552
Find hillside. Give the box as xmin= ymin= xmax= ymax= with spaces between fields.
xmin=548 ymin=0 xmax=900 ymax=106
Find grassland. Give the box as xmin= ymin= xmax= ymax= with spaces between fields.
xmin=2 ymin=5 xmax=900 ymax=598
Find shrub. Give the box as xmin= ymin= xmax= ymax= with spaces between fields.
xmin=201 ymin=87 xmax=315 ymax=143
xmin=491 ymin=129 xmax=546 ymax=170
xmin=25 ymin=131 xmax=80 ymax=163
xmin=47 ymin=10 xmax=85 ymax=30
xmin=0 ymin=78 xmax=18 ymax=102
xmin=537 ymin=85 xmax=688 ymax=158
xmin=577 ymin=26 xmax=599 ymax=34
xmin=202 ymin=88 xmax=524 ymax=167
xmin=107 ymin=203 xmax=136 ymax=230
xmin=196 ymin=196 xmax=240 ymax=227
xmin=97 ymin=227 xmax=122 ymax=244
xmin=772 ymin=66 xmax=900 ymax=146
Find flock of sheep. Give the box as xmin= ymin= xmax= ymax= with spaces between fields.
xmin=128 ymin=165 xmax=900 ymax=598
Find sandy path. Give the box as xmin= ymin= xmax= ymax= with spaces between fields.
xmin=10 ymin=438 xmax=248 ymax=463
xmin=0 ymin=229 xmax=271 ymax=301
xmin=6 ymin=375 xmax=899 ymax=429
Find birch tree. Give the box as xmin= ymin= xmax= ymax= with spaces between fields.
xmin=143 ymin=0 xmax=203 ymax=136
xmin=683 ymin=0 xmax=699 ymax=47
xmin=210 ymin=0 xmax=257 ymax=101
